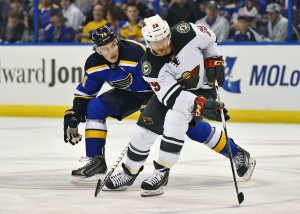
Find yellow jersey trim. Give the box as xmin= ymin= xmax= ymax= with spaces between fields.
xmin=86 ymin=64 xmax=109 ymax=74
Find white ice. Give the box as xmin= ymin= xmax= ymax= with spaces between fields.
xmin=0 ymin=117 xmax=300 ymax=214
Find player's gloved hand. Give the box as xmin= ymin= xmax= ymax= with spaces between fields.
xmin=203 ymin=106 xmax=230 ymax=122
xmin=204 ymin=56 xmax=225 ymax=87
xmin=64 ymin=109 xmax=82 ymax=146
xmin=193 ymin=96 xmax=225 ymax=124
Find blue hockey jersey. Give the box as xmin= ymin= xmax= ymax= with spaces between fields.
xmin=75 ymin=40 xmax=152 ymax=100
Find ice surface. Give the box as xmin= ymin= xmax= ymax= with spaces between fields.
xmin=0 ymin=118 xmax=300 ymax=214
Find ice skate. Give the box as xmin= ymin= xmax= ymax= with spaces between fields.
xmin=104 ymin=163 xmax=143 ymax=191
xmin=233 ymin=146 xmax=256 ymax=181
xmin=71 ymin=155 xmax=107 ymax=184
xmin=140 ymin=161 xmax=170 ymax=197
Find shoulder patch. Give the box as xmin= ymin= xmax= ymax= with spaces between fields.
xmin=142 ymin=61 xmax=152 ymax=75
xmin=176 ymin=22 xmax=191 ymax=34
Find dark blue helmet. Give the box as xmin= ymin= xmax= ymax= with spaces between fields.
xmin=91 ymin=25 xmax=118 ymax=47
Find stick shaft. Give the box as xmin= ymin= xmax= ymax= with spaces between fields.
xmin=94 ymin=142 xmax=130 ymax=197
xmin=215 ymin=81 xmax=243 ymax=203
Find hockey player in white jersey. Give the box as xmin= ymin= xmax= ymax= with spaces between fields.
xmin=104 ymin=15 xmax=256 ymax=197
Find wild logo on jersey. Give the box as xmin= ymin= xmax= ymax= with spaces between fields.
xmin=176 ymin=23 xmax=190 ymax=33
xmin=142 ymin=61 xmax=152 ymax=75
xmin=177 ymin=65 xmax=200 ymax=89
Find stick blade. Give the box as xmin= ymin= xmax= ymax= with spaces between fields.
xmin=238 ymin=192 xmax=244 ymax=204
xmin=94 ymin=179 xmax=102 ymax=197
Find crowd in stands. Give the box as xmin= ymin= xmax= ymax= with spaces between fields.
xmin=0 ymin=0 xmax=299 ymax=43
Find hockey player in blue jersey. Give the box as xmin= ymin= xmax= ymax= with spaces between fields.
xmin=63 ymin=25 xmax=153 ymax=182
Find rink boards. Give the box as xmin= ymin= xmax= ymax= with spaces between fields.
xmin=0 ymin=44 xmax=299 ymax=123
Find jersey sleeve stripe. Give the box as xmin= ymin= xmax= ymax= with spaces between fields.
xmin=86 ymin=64 xmax=109 ymax=74
xmin=119 ymin=60 xmax=139 ymax=67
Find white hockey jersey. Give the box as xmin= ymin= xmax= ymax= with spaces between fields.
xmin=141 ymin=21 xmax=220 ymax=117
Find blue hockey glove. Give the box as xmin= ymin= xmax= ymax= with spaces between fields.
xmin=64 ymin=109 xmax=82 ymax=146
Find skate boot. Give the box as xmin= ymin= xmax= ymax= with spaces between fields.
xmin=233 ymin=146 xmax=256 ymax=181
xmin=140 ymin=161 xmax=170 ymax=197
xmin=71 ymin=155 xmax=107 ymax=183
xmin=104 ymin=163 xmax=143 ymax=191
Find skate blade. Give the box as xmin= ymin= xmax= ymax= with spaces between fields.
xmin=71 ymin=173 xmax=106 ymax=186
xmin=243 ymin=158 xmax=256 ymax=181
xmin=102 ymin=186 xmax=128 ymax=192
xmin=140 ymin=187 xmax=165 ymax=197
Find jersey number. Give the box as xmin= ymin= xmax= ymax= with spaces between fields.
xmin=150 ymin=82 xmax=160 ymax=92
xmin=196 ymin=25 xmax=211 ymax=37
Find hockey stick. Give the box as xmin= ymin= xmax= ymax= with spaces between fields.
xmin=214 ymin=80 xmax=244 ymax=205
xmin=94 ymin=142 xmax=130 ymax=197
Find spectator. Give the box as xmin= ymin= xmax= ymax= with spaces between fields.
xmin=230 ymin=14 xmax=263 ymax=41
xmin=120 ymin=3 xmax=143 ymax=41
xmin=231 ymin=0 xmax=261 ymax=29
xmin=81 ymin=3 xmax=107 ymax=43
xmin=75 ymin=0 xmax=93 ymax=15
xmin=0 ymin=0 xmax=10 ymax=23
xmin=159 ymin=0 xmax=171 ymax=19
xmin=266 ymin=2 xmax=287 ymax=41
xmin=42 ymin=9 xmax=75 ymax=42
xmin=82 ymin=0 xmax=113 ymax=24
xmin=106 ymin=5 xmax=127 ymax=37
xmin=0 ymin=10 xmax=25 ymax=42
xmin=38 ymin=0 xmax=60 ymax=28
xmin=9 ymin=0 xmax=26 ymax=21
xmin=195 ymin=0 xmax=230 ymax=42
xmin=111 ymin=0 xmax=126 ymax=8
xmin=61 ymin=0 xmax=85 ymax=31
xmin=165 ymin=0 xmax=204 ymax=27
xmin=126 ymin=0 xmax=154 ymax=18
xmin=82 ymin=0 xmax=101 ymax=25
xmin=99 ymin=0 xmax=111 ymax=10
xmin=21 ymin=12 xmax=41 ymax=42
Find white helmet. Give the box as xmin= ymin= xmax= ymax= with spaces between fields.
xmin=142 ymin=14 xmax=170 ymax=42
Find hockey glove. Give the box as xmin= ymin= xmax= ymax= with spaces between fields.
xmin=202 ymin=106 xmax=230 ymax=122
xmin=193 ymin=96 xmax=225 ymax=124
xmin=64 ymin=109 xmax=82 ymax=146
xmin=204 ymin=56 xmax=225 ymax=87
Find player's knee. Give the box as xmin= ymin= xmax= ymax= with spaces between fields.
xmin=131 ymin=125 xmax=157 ymax=151
xmin=86 ymin=98 xmax=110 ymax=120
xmin=186 ymin=121 xmax=212 ymax=143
